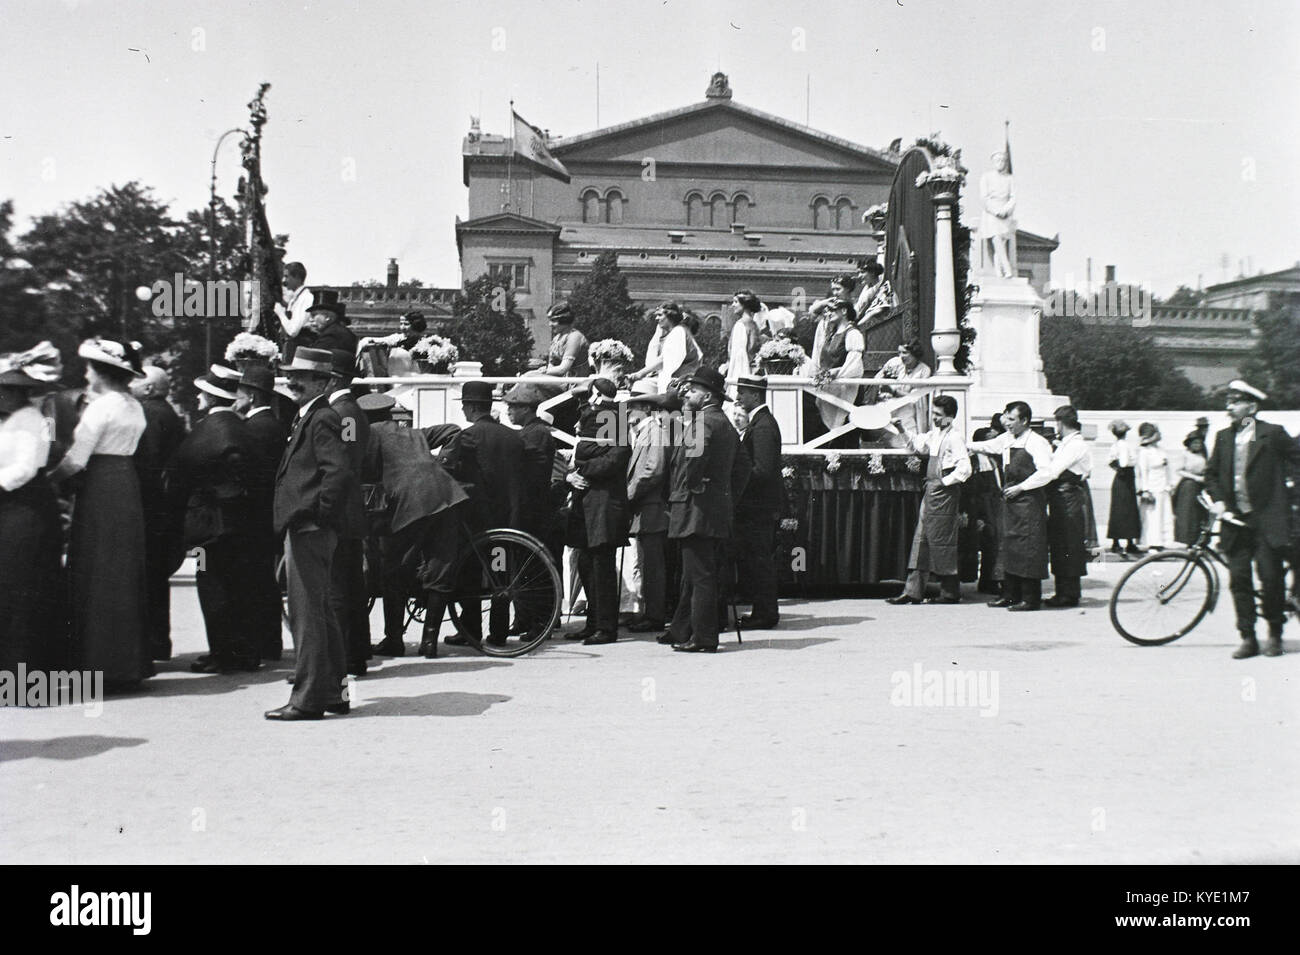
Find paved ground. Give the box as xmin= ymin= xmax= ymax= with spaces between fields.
xmin=3 ymin=555 xmax=1297 ymax=864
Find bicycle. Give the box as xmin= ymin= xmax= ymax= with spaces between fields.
xmin=1109 ymin=493 xmax=1299 ymax=646
xmin=279 ymin=525 xmax=562 ymax=659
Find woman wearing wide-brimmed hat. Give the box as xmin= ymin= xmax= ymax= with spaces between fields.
xmin=1134 ymin=422 xmax=1174 ymax=551
xmin=48 ymin=339 xmax=151 ymax=688
xmin=0 ymin=366 xmax=64 ymax=675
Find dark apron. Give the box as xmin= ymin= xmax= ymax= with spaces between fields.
xmin=1047 ymin=471 xmax=1090 ymax=578
xmin=909 ymin=437 xmax=961 ymax=576
xmin=1001 ymin=446 xmax=1048 ymax=579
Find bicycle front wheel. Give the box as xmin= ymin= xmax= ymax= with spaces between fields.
xmin=1109 ymin=550 xmax=1215 ymax=645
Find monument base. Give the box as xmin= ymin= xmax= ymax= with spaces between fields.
xmin=966 ymin=272 xmax=1070 ymax=423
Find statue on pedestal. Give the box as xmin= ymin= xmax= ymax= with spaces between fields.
xmin=979 ymin=151 xmax=1017 ymax=278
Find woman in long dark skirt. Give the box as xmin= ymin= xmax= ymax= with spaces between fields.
xmin=1173 ymin=432 xmax=1208 ymax=545
xmin=0 ymin=369 xmax=64 ymax=677
xmin=1106 ymin=419 xmax=1142 ymax=555
xmin=48 ymin=340 xmax=150 ymax=690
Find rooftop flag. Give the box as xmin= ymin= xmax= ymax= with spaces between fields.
xmin=513 ymin=110 xmax=570 ymax=183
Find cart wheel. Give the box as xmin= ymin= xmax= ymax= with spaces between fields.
xmin=446 ymin=529 xmax=561 ymax=657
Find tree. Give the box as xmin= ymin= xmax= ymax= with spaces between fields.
xmin=0 ymin=200 xmax=53 ymax=358
xmin=1154 ymin=285 xmax=1202 ymax=307
xmin=444 ymin=273 xmax=533 ymax=375
xmin=565 ymin=251 xmax=650 ymax=358
xmin=1238 ymin=304 xmax=1300 ymax=409
xmin=1040 ymin=315 xmax=1206 ymax=410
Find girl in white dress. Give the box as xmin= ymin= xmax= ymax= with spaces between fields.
xmin=1135 ymin=422 xmax=1174 ymax=550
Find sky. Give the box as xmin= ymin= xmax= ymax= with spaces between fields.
xmin=1 ymin=0 xmax=1297 ymax=296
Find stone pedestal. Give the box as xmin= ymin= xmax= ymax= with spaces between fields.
xmin=966 ymin=273 xmax=1069 ymax=423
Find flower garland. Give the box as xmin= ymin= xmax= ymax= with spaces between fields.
xmin=225 ymin=332 xmax=280 ymax=363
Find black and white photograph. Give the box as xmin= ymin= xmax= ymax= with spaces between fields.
xmin=2 ymin=0 xmax=1298 ymax=894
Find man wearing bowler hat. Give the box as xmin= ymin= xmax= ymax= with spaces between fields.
xmin=434 ymin=380 xmax=524 ymax=651
xmin=733 ymin=374 xmax=784 ymax=628
xmin=234 ymin=365 xmax=290 ymax=660
xmin=1204 ymin=379 xmax=1300 ymax=659
xmin=267 ymin=347 xmax=364 ymax=720
xmin=328 ymin=349 xmax=371 ymax=675
xmin=663 ymin=367 xmax=748 ymax=652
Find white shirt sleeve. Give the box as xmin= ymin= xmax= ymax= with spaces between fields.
xmin=0 ymin=407 xmax=50 ymax=491
xmin=280 ymin=287 xmax=314 ymax=338
xmin=61 ymin=394 xmax=111 ymax=474
xmin=1017 ymin=433 xmax=1056 ymax=491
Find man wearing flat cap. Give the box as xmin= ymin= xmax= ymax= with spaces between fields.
xmin=664 ymin=367 xmax=749 ymax=652
xmin=733 ymin=375 xmax=784 ymax=627
xmin=267 ymin=347 xmax=365 ymax=719
xmin=505 ymin=383 xmax=566 ymax=636
xmin=1204 ymin=379 xmax=1300 ymax=659
xmin=434 ymin=380 xmax=524 ymax=651
xmin=234 ymin=365 xmax=290 ymax=661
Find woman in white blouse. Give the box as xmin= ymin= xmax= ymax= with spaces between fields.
xmin=1106 ymin=419 xmax=1142 ymax=555
xmin=48 ymin=340 xmax=151 ymax=688
xmin=0 ymin=368 xmax=62 ymax=674
xmin=628 ymin=302 xmax=701 ymax=393
xmin=1134 ymin=422 xmax=1174 ymax=551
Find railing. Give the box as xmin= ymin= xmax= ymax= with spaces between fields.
xmin=352 ymin=372 xmax=973 ymax=456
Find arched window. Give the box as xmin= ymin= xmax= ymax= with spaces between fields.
xmin=835 ymin=198 xmax=854 ymax=231
xmin=709 ymin=192 xmax=727 ymax=227
xmin=811 ymin=196 xmax=831 ymax=231
xmin=732 ymin=192 xmax=751 ymax=223
xmin=580 ymin=189 xmax=600 ymax=224
xmin=604 ymin=189 xmax=625 ymax=225
xmin=685 ymin=192 xmax=704 ymax=226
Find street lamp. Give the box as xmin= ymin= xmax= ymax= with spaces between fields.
xmin=208 ymin=127 xmax=246 ymax=367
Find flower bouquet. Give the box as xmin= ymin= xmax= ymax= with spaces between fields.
xmin=411 ymin=335 xmax=459 ymax=373
xmin=225 ymin=332 xmax=280 ymax=371
xmin=588 ymin=339 xmax=635 ymax=374
xmin=757 ymin=338 xmax=807 ymax=376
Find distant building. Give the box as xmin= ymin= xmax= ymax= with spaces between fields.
xmin=1201 ymin=263 xmax=1300 ymax=312
xmin=457 ymin=73 xmax=1055 ymax=357
xmin=320 ymin=258 xmax=456 ymax=338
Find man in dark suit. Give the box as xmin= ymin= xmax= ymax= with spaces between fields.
xmin=234 ymin=365 xmax=290 ymax=661
xmin=266 ymin=347 xmax=365 ymax=720
xmin=173 ymin=374 xmax=259 ymax=673
xmin=505 ymin=383 xmax=564 ymax=638
xmin=663 ymin=368 xmax=748 ymax=653
xmin=434 ymin=380 xmax=523 ymax=652
xmin=564 ymin=378 xmax=632 ymax=645
xmin=732 ymin=375 xmax=783 ymax=628
xmin=130 ymin=365 xmax=186 ymax=660
xmin=1203 ymin=380 xmax=1300 ymax=659
xmin=303 ymin=290 xmax=359 ymax=358
xmin=327 ymin=350 xmax=371 ymax=676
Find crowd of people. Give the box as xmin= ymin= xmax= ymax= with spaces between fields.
xmin=2 ymin=269 xmax=1298 ymax=714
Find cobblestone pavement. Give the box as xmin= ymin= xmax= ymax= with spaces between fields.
xmin=3 ymin=558 xmax=1296 ymax=864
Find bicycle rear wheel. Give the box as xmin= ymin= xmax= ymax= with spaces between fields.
xmin=1109 ymin=550 xmax=1215 ymax=645
xmin=446 ymin=529 xmax=561 ymax=658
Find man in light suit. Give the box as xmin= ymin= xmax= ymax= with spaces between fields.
xmin=266 ymin=347 xmax=365 ymax=720
xmin=625 ymin=380 xmax=673 ymax=632
xmin=1203 ymin=379 xmax=1300 ymax=659
xmin=733 ymin=375 xmax=783 ymax=628
xmin=663 ymin=368 xmax=749 ymax=653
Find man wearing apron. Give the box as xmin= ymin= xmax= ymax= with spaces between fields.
xmin=887 ymin=394 xmax=971 ymax=604
xmin=968 ymin=401 xmax=1053 ymax=611
xmin=1044 ymin=405 xmax=1094 ymax=607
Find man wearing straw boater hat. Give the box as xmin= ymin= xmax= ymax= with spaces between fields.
xmin=234 ymin=364 xmax=290 ymax=661
xmin=1204 ymin=379 xmax=1300 ymax=659
xmin=663 ymin=367 xmax=748 ymax=652
xmin=172 ymin=372 xmax=260 ymax=673
xmin=267 ymin=347 xmax=364 ymax=719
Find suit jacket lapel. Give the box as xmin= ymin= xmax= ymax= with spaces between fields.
xmin=1245 ymin=422 xmax=1264 ymax=471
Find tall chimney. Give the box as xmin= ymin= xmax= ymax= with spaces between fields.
xmin=1104 ymin=264 xmax=1116 ymax=284
xmin=387 ymin=258 xmax=399 ymax=290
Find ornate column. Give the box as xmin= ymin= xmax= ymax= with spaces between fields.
xmin=924 ymin=163 xmax=964 ymax=376
xmin=863 ymin=203 xmax=888 ymax=266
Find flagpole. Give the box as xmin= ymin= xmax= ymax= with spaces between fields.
xmin=506 ymin=98 xmax=514 ymax=213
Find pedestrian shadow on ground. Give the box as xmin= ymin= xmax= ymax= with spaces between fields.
xmin=764 ymin=615 xmax=867 ymax=632
xmin=109 ymin=662 xmax=299 ymax=698
xmin=734 ymin=637 xmax=838 ymax=651
xmin=346 ymin=691 xmax=511 ymax=718
xmin=0 ymin=735 xmax=147 ymax=764
xmin=967 ymin=641 xmax=1084 ymax=652
xmin=362 ymin=659 xmax=511 ymax=679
